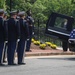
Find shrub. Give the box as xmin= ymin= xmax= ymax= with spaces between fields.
xmin=31 ymin=38 xmax=35 ymax=42
xmin=33 ymin=41 xmax=40 ymax=45
xmin=39 ymin=44 xmax=46 ymax=49
xmin=45 ymin=42 xmax=52 ymax=46
xmin=32 ymin=39 xmax=57 ymax=49
xmin=51 ymin=44 xmax=57 ymax=49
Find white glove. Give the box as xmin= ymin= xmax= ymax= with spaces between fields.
xmin=17 ymin=39 xmax=20 ymax=42
xmin=5 ymin=41 xmax=8 ymax=43
xmin=68 ymin=40 xmax=71 ymax=43
xmin=32 ymin=32 xmax=34 ymax=35
xmin=27 ymin=39 xmax=29 ymax=41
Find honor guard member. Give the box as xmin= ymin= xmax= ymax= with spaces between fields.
xmin=7 ymin=10 xmax=20 ymax=65
xmin=0 ymin=9 xmax=6 ymax=66
xmin=61 ymin=19 xmax=68 ymax=51
xmin=26 ymin=10 xmax=34 ymax=52
xmin=3 ymin=11 xmax=8 ymax=62
xmin=17 ymin=11 xmax=29 ymax=65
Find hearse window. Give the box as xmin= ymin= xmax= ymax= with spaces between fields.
xmin=55 ymin=17 xmax=68 ymax=30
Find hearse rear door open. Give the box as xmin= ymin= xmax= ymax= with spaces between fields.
xmin=45 ymin=12 xmax=74 ymax=41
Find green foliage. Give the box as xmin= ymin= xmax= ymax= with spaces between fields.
xmin=3 ymin=0 xmax=75 ymax=22
xmin=0 ymin=0 xmax=6 ymax=10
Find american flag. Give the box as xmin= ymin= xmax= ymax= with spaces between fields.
xmin=69 ymin=29 xmax=75 ymax=43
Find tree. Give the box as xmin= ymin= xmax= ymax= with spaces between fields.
xmin=6 ymin=0 xmax=26 ymax=11
xmin=5 ymin=0 xmax=75 ymax=20
xmin=32 ymin=0 xmax=47 ymax=21
xmin=0 ymin=0 xmax=6 ymax=10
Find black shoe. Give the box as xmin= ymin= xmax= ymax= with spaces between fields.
xmin=8 ymin=63 xmax=17 ymax=65
xmin=0 ymin=63 xmax=5 ymax=66
xmin=18 ymin=62 xmax=26 ymax=65
xmin=26 ymin=50 xmax=32 ymax=52
xmin=26 ymin=50 xmax=29 ymax=52
xmin=29 ymin=50 xmax=32 ymax=52
xmin=63 ymin=50 xmax=67 ymax=52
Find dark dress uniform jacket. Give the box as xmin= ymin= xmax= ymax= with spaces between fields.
xmin=7 ymin=18 xmax=20 ymax=41
xmin=26 ymin=16 xmax=34 ymax=35
xmin=0 ymin=17 xmax=5 ymax=42
xmin=19 ymin=19 xmax=29 ymax=40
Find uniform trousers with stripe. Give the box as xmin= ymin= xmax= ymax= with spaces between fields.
xmin=0 ymin=42 xmax=4 ymax=63
xmin=17 ymin=39 xmax=26 ymax=64
xmin=7 ymin=41 xmax=16 ymax=65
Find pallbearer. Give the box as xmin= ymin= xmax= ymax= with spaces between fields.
xmin=7 ymin=10 xmax=20 ymax=65
xmin=3 ymin=11 xmax=8 ymax=63
xmin=25 ymin=10 xmax=34 ymax=52
xmin=0 ymin=9 xmax=6 ymax=66
xmin=17 ymin=11 xmax=29 ymax=65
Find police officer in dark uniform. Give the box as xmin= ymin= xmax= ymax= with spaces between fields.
xmin=17 ymin=11 xmax=29 ymax=65
xmin=61 ymin=19 xmax=68 ymax=51
xmin=25 ymin=10 xmax=34 ymax=52
xmin=0 ymin=9 xmax=6 ymax=66
xmin=62 ymin=40 xmax=68 ymax=51
xmin=7 ymin=10 xmax=20 ymax=65
xmin=3 ymin=11 xmax=8 ymax=62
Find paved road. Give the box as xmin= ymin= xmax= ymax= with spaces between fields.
xmin=0 ymin=55 xmax=75 ymax=75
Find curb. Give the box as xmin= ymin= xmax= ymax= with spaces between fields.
xmin=25 ymin=52 xmax=75 ymax=57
